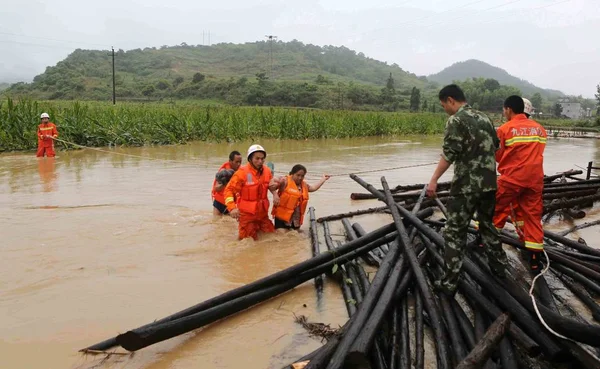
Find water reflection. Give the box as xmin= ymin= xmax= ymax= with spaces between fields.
xmin=38 ymin=157 xmax=58 ymax=192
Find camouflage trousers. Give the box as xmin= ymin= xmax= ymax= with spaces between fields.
xmin=440 ymin=191 xmax=508 ymax=293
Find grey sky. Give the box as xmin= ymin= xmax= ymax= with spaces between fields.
xmin=1 ymin=0 xmax=598 ymax=97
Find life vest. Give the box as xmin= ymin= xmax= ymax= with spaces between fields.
xmin=212 ymin=162 xmax=232 ymax=204
xmin=37 ymin=122 xmax=58 ymax=147
xmin=237 ymin=164 xmax=272 ymax=215
xmin=496 ymin=114 xmax=547 ymax=190
xmin=273 ymin=175 xmax=309 ymax=225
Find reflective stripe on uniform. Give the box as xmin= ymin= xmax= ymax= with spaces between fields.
xmin=525 ymin=241 xmax=544 ymax=250
xmin=505 ymin=136 xmax=547 ymax=147
xmin=225 ymin=197 xmax=235 ymax=204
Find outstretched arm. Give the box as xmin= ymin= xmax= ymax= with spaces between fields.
xmin=269 ymin=175 xmax=284 ymax=206
xmin=308 ymin=174 xmax=331 ymax=192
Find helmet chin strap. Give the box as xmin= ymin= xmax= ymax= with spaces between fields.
xmin=250 ymin=161 xmax=263 ymax=175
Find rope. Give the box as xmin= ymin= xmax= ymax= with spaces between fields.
xmin=327 ymin=162 xmax=438 ymax=177
xmin=528 ymin=250 xmax=572 ymax=341
xmin=52 ymin=137 xmax=194 ymax=165
xmin=53 ymin=137 xmax=438 ymax=177
xmin=508 ymin=201 xmax=571 ymax=340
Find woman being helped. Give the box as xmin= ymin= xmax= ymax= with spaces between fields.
xmin=270 ymin=164 xmax=330 ymax=230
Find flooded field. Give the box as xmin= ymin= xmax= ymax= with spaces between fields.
xmin=1 ymin=135 xmax=599 ymax=369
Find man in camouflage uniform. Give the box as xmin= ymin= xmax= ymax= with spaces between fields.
xmin=427 ymin=84 xmax=508 ymax=296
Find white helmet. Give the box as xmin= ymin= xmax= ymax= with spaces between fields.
xmin=522 ymin=98 xmax=534 ymax=116
xmin=40 ymin=112 xmax=50 ymax=119
xmin=247 ymin=144 xmax=266 ymax=160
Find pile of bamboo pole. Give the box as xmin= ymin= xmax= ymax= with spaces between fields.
xmin=80 ymin=171 xmax=600 ymax=369
xmin=346 ymin=169 xmax=600 ymax=223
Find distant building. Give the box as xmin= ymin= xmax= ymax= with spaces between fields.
xmin=558 ymin=99 xmax=584 ymax=119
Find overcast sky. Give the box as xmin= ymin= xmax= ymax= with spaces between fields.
xmin=1 ymin=0 xmax=598 ymax=97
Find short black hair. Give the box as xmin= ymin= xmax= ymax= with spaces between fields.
xmin=503 ymin=95 xmax=524 ymax=114
xmin=439 ymin=84 xmax=466 ymax=102
xmin=289 ymin=164 xmax=307 ymax=175
xmin=229 ymin=150 xmax=241 ymax=161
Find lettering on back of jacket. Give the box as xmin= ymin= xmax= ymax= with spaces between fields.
xmin=511 ymin=127 xmax=543 ymax=136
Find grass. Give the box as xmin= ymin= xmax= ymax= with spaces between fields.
xmin=0 ymin=98 xmax=447 ymax=152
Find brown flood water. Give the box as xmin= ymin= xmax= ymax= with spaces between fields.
xmin=1 ymin=136 xmax=600 ymax=369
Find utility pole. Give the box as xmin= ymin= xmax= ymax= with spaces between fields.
xmin=265 ymin=35 xmax=277 ymax=79
xmin=109 ymin=46 xmax=116 ymax=105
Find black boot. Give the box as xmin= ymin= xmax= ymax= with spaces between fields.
xmin=528 ymin=251 xmax=543 ymax=274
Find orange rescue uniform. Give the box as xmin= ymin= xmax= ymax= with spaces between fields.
xmin=37 ymin=122 xmax=58 ymax=157
xmin=494 ymin=114 xmax=547 ymax=251
xmin=212 ymin=161 xmax=232 ymax=205
xmin=224 ymin=163 xmax=275 ymax=240
xmin=272 ymin=175 xmax=309 ymax=227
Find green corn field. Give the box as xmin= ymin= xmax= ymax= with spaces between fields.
xmin=0 ymin=97 xmax=448 ymax=151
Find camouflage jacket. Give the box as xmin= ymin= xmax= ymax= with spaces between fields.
xmin=442 ymin=104 xmax=499 ymax=195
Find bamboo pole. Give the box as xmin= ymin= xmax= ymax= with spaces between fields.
xmin=455 ymin=313 xmax=511 ymax=369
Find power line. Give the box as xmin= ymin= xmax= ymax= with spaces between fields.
xmin=369 ymin=0 xmax=569 ymax=48
xmin=415 ymin=0 xmax=527 ymax=31
xmin=0 ymin=39 xmax=95 ymax=51
xmin=0 ymin=31 xmax=111 ymax=48
xmin=429 ymin=0 xmax=573 ymax=35
xmin=352 ymin=0 xmax=495 ymax=39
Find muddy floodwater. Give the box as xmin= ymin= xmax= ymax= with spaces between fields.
xmin=1 ymin=135 xmax=600 ymax=369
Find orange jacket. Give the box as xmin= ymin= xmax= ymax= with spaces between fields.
xmin=224 ymin=164 xmax=272 ymax=214
xmin=37 ymin=122 xmax=58 ymax=147
xmin=212 ymin=161 xmax=232 ymax=204
xmin=272 ymin=175 xmax=309 ymax=224
xmin=496 ymin=114 xmax=547 ymax=189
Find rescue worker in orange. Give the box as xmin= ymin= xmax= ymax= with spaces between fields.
xmin=269 ymin=164 xmax=331 ymax=230
xmin=494 ymin=96 xmax=547 ymax=272
xmin=212 ymin=150 xmax=243 ymax=215
xmin=37 ymin=113 xmax=58 ymax=157
xmin=224 ymin=144 xmax=278 ymax=240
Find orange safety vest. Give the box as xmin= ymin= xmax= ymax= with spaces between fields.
xmin=273 ymin=175 xmax=309 ymax=225
xmin=212 ymin=161 xmax=232 ymax=204
xmin=236 ymin=164 xmax=272 ymax=215
xmin=496 ymin=114 xmax=547 ymax=190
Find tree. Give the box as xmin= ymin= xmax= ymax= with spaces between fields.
xmin=595 ymin=84 xmax=600 ymax=115
xmin=483 ymin=78 xmax=501 ymax=92
xmin=173 ymin=76 xmax=184 ymax=87
xmin=530 ymin=92 xmax=543 ymax=111
xmin=386 ymin=72 xmax=395 ymax=91
xmin=422 ymin=99 xmax=428 ymax=112
xmin=192 ymin=73 xmax=205 ymax=83
xmin=156 ymin=80 xmax=170 ymax=90
xmin=380 ymin=73 xmax=396 ymax=105
xmin=410 ymin=87 xmax=421 ymax=112
xmin=315 ymin=75 xmax=329 ymax=85
xmin=142 ymin=85 xmax=155 ymax=97
xmin=553 ymin=102 xmax=563 ymax=118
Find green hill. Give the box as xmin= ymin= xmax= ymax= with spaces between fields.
xmin=5 ymin=40 xmax=430 ymax=109
xmin=428 ymin=59 xmax=564 ymax=99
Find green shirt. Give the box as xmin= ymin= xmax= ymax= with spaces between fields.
xmin=442 ymin=104 xmax=499 ymax=195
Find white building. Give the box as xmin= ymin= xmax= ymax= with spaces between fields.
xmin=559 ymin=100 xmax=584 ymax=119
